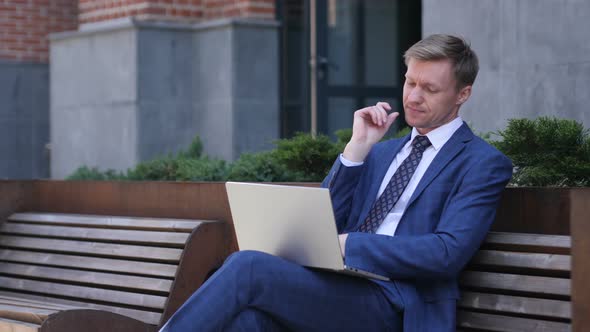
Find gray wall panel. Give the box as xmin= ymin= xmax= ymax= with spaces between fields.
xmin=195 ymin=101 xmax=234 ymax=160
xmin=233 ymin=25 xmax=279 ymax=100
xmin=137 ymin=28 xmax=197 ymax=161
xmin=194 ymin=20 xmax=280 ymax=160
xmin=50 ymin=27 xmax=138 ymax=178
xmin=50 ymin=29 xmax=137 ymax=108
xmin=51 ymin=103 xmax=138 ymax=179
xmin=137 ymin=101 xmax=196 ymax=160
xmin=193 ymin=27 xmax=233 ymax=102
xmin=232 ymin=23 xmax=279 ymax=155
xmin=423 ymin=0 xmax=590 ymax=134
xmin=193 ymin=26 xmax=234 ymax=160
xmin=0 ymin=62 xmax=49 ymax=179
xmin=138 ymin=29 xmax=194 ymax=101
xmin=233 ymin=101 xmax=279 ymax=154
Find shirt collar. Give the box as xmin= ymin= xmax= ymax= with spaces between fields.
xmin=410 ymin=117 xmax=464 ymax=151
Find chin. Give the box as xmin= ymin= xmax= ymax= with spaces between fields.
xmin=404 ymin=116 xmax=420 ymax=129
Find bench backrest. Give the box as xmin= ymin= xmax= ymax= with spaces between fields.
xmin=0 ymin=212 xmax=219 ymax=326
xmin=458 ymin=231 xmax=571 ymax=331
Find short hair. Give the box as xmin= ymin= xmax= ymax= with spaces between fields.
xmin=404 ymin=34 xmax=479 ymax=89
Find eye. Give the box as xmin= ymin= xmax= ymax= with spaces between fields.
xmin=406 ymin=81 xmax=416 ymax=87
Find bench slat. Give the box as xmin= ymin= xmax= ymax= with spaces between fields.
xmin=0 ymin=236 xmax=183 ymax=263
xmin=485 ymin=232 xmax=571 ymax=254
xmin=0 ymin=277 xmax=167 ymax=310
xmin=0 ymin=295 xmax=77 ymax=311
xmin=8 ymin=213 xmax=203 ymax=233
xmin=0 ymin=303 xmax=57 ymax=325
xmin=470 ymin=250 xmax=570 ymax=272
xmin=0 ymin=291 xmax=160 ymax=325
xmin=0 ymin=317 xmax=40 ymax=332
xmin=0 ymin=212 xmax=226 ymax=328
xmin=457 ymin=310 xmax=570 ymax=332
xmin=0 ymin=223 xmax=189 ymax=247
xmin=460 ymin=291 xmax=571 ymax=319
xmin=460 ymin=271 xmax=570 ymax=297
xmin=0 ymin=262 xmax=172 ymax=293
xmin=0 ymin=249 xmax=177 ymax=278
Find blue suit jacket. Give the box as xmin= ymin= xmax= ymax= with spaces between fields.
xmin=321 ymin=123 xmax=512 ymax=332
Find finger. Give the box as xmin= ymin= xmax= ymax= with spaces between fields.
xmin=374 ymin=104 xmax=388 ymax=126
xmin=377 ymin=101 xmax=392 ymax=112
xmin=369 ymin=107 xmax=379 ymax=125
xmin=355 ymin=107 xmax=372 ymax=120
xmin=384 ymin=112 xmax=400 ymax=129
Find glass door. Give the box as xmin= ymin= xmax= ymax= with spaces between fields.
xmin=310 ymin=0 xmax=421 ymax=136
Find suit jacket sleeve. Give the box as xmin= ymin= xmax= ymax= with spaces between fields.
xmin=321 ymin=157 xmax=365 ymax=232
xmin=326 ymin=151 xmax=512 ymax=280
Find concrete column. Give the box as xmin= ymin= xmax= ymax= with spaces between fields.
xmin=50 ymin=18 xmax=279 ymax=178
xmin=193 ymin=19 xmax=280 ymax=160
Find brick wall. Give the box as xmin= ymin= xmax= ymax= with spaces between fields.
xmin=202 ymin=0 xmax=275 ymax=20
xmin=1 ymin=0 xmax=275 ymax=63
xmin=0 ymin=0 xmax=77 ymax=62
xmin=78 ymin=0 xmax=203 ymax=24
xmin=79 ymin=0 xmax=275 ymax=24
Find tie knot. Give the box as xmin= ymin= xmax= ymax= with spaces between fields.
xmin=412 ymin=135 xmax=431 ymax=152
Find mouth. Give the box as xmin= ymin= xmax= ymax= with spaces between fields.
xmin=405 ymin=106 xmax=425 ymax=114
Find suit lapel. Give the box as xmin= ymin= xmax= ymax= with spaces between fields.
xmin=406 ymin=123 xmax=474 ymax=208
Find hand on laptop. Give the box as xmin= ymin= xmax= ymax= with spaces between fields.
xmin=338 ymin=234 xmax=348 ymax=257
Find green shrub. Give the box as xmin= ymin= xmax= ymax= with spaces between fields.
xmin=69 ymin=136 xmax=227 ymax=182
xmin=67 ymin=166 xmax=125 ymax=181
xmin=273 ymin=133 xmax=340 ymax=182
xmin=333 ymin=128 xmax=353 ymax=153
xmin=177 ymin=136 xmax=204 ymax=159
xmin=125 ymin=155 xmax=228 ymax=182
xmin=227 ymin=152 xmax=295 ymax=182
xmin=125 ymin=155 xmax=182 ymax=181
xmin=491 ymin=117 xmax=590 ymax=187
xmin=176 ymin=157 xmax=228 ymax=181
xmin=66 ymin=125 xmax=417 ymax=183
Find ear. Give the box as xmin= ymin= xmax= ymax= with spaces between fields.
xmin=456 ymin=85 xmax=472 ymax=105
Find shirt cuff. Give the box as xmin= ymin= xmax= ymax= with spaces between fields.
xmin=339 ymin=154 xmax=364 ymax=167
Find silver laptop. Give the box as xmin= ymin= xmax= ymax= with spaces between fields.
xmin=225 ymin=182 xmax=389 ymax=281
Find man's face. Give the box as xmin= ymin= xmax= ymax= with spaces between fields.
xmin=402 ymin=58 xmax=471 ymax=134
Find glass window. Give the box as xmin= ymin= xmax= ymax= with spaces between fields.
xmin=364 ymin=1 xmax=399 ymax=86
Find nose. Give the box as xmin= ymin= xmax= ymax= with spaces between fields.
xmin=407 ymin=87 xmax=424 ymax=104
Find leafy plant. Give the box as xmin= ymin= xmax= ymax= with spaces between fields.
xmin=227 ymin=152 xmax=295 ymax=182
xmin=176 ymin=158 xmax=228 ymax=181
xmin=177 ymin=136 xmax=204 ymax=159
xmin=66 ymin=125 xmax=444 ymax=183
xmin=67 ymin=166 xmax=125 ymax=181
xmin=491 ymin=117 xmax=590 ymax=187
xmin=273 ymin=133 xmax=340 ymax=182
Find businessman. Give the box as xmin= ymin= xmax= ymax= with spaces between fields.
xmin=160 ymin=34 xmax=512 ymax=332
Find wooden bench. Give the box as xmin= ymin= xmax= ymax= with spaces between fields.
xmin=0 ymin=212 xmax=229 ymax=332
xmin=458 ymin=231 xmax=572 ymax=331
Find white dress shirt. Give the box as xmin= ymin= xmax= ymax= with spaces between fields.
xmin=339 ymin=116 xmax=464 ymax=236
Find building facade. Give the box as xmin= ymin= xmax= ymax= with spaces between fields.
xmin=1 ymin=0 xmax=77 ymax=178
xmin=1 ymin=0 xmax=588 ymax=179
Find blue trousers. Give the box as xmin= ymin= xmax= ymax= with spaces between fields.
xmin=160 ymin=250 xmax=402 ymax=331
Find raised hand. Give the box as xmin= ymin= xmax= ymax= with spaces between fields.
xmin=343 ymin=102 xmax=399 ymax=162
